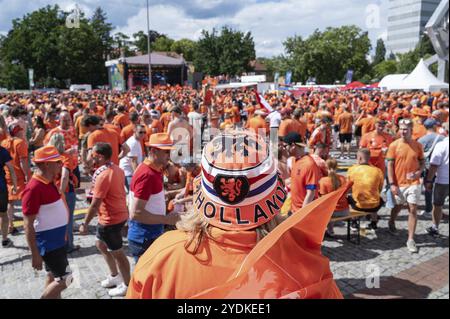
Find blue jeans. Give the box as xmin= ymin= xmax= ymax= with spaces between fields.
xmin=128 ymin=238 xmax=156 ymax=263
xmin=64 ymin=191 xmax=76 ymax=250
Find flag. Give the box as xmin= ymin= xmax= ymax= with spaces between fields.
xmin=254 ymin=86 xmax=274 ymax=113
xmin=285 ymin=71 xmax=292 ymax=85
xmin=190 ymin=182 xmax=352 ymax=299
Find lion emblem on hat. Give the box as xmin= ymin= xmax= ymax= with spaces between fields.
xmin=213 ymin=175 xmax=250 ymax=204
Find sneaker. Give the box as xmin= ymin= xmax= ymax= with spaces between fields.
xmin=8 ymin=227 xmax=19 ymax=236
xmin=426 ymin=226 xmax=439 ymax=237
xmin=388 ymin=221 xmax=398 ymax=235
xmin=108 ymin=283 xmax=128 ymax=297
xmin=1 ymin=238 xmax=13 ymax=248
xmin=419 ymin=210 xmax=431 ymax=217
xmin=406 ymin=239 xmax=418 ymax=253
xmin=101 ymin=274 xmax=122 ymax=288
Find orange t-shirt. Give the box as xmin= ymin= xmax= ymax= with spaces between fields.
xmin=337 ymin=112 xmax=353 ymax=134
xmin=103 ymin=123 xmax=121 ymax=137
xmin=319 ymin=175 xmax=349 ymax=211
xmin=386 ymin=139 xmax=424 ymax=187
xmin=113 ymin=113 xmax=130 ymax=129
xmin=120 ymin=123 xmax=136 ymax=144
xmin=359 ymin=131 xmax=393 ymax=172
xmin=412 ymin=123 xmax=427 ymax=141
xmin=290 ymin=155 xmax=321 ymax=212
xmin=92 ymin=163 xmax=128 ymax=225
xmin=75 ymin=116 xmax=89 ymax=139
xmin=357 ymin=117 xmax=377 ymax=135
xmin=87 ymin=128 xmax=121 ymax=165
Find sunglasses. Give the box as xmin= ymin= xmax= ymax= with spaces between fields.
xmin=399 ymin=119 xmax=413 ymax=125
xmin=138 ymin=131 xmax=146 ymax=135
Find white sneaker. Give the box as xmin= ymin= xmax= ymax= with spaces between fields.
xmin=418 ymin=210 xmax=431 ymax=217
xmin=101 ymin=274 xmax=122 ymax=288
xmin=406 ymin=240 xmax=418 ymax=253
xmin=108 ymin=283 xmax=128 ymax=297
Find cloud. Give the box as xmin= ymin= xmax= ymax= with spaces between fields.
xmin=0 ymin=0 xmax=389 ymax=57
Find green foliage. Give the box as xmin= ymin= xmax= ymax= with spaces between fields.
xmin=373 ymin=60 xmax=398 ymax=80
xmin=279 ymin=25 xmax=371 ymax=84
xmin=171 ymin=39 xmax=196 ymax=61
xmin=132 ymin=30 xmax=166 ymax=54
xmin=152 ymin=36 xmax=175 ymax=52
xmin=373 ymin=38 xmax=386 ymax=65
xmin=193 ymin=26 xmax=255 ymax=76
xmin=0 ymin=5 xmax=114 ymax=89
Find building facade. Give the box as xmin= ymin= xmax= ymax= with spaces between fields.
xmin=387 ymin=0 xmax=442 ymax=55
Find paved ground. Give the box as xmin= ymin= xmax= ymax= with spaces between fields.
xmin=0 ymin=151 xmax=448 ymax=299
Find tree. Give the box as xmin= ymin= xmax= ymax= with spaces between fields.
xmin=0 ymin=5 xmax=117 ymax=89
xmin=396 ymin=35 xmax=436 ymax=74
xmin=194 ymin=26 xmax=255 ymax=76
xmin=282 ymin=25 xmax=371 ymax=84
xmin=387 ymin=51 xmax=396 ymax=60
xmin=151 ymin=36 xmax=175 ymax=52
xmin=133 ymin=30 xmax=165 ymax=53
xmin=171 ymin=39 xmax=196 ymax=61
xmin=373 ymin=60 xmax=398 ymax=79
xmin=112 ymin=32 xmax=134 ymax=58
xmin=373 ymin=38 xmax=386 ymax=65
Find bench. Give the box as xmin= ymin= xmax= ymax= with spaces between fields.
xmin=330 ymin=210 xmax=372 ymax=245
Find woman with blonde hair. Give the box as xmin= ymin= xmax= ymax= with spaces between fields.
xmin=319 ymin=158 xmax=349 ymax=237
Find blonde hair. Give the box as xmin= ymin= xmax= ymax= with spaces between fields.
xmin=48 ymin=133 xmax=65 ymax=154
xmin=176 ymin=209 xmax=286 ymax=255
xmin=326 ymin=158 xmax=341 ymax=191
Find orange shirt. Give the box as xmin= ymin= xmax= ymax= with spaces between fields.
xmin=412 ymin=123 xmax=427 ymax=141
xmin=113 ymin=113 xmax=130 ymax=129
xmin=75 ymin=116 xmax=89 ymax=139
xmin=120 ymin=123 xmax=136 ymax=143
xmin=44 ymin=126 xmax=79 ymax=165
xmin=347 ymin=164 xmax=384 ymax=209
xmin=386 ymin=139 xmax=424 ymax=187
xmin=360 ymin=131 xmax=393 ymax=160
xmin=1 ymin=137 xmax=29 ymax=200
xmin=319 ymin=175 xmax=349 ymax=211
xmin=92 ymin=163 xmax=128 ymax=225
xmin=103 ymin=123 xmax=121 ymax=137
xmin=87 ymin=128 xmax=121 ymax=165
xmin=356 ymin=117 xmax=377 ymax=135
xmin=127 ymin=228 xmax=257 ymax=299
xmin=160 ymin=112 xmax=171 ymax=133
xmin=278 ymin=119 xmax=306 ymax=139
xmin=337 ymin=112 xmax=353 ymax=134
xmin=290 ymin=155 xmax=321 ymax=212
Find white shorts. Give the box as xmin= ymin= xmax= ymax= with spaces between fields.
xmin=394 ymin=185 xmax=421 ymax=206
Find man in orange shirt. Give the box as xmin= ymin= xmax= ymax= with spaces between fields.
xmin=79 ymin=143 xmax=130 ymax=297
xmin=337 ymin=104 xmax=353 ymax=159
xmin=386 ymin=119 xmax=425 ymax=253
xmin=286 ymin=132 xmax=321 ymax=212
xmin=112 ymin=105 xmax=130 ymax=130
xmin=120 ymin=112 xmax=140 ymax=144
xmin=83 ymin=115 xmax=129 ymax=169
xmin=246 ymin=109 xmax=269 ymax=136
xmin=359 ymin=119 xmax=393 ymax=173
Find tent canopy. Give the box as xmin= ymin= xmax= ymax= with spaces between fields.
xmin=379 ymin=59 xmax=448 ymax=92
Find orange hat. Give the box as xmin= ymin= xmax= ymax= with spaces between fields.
xmin=146 ymin=133 xmax=175 ymax=150
xmin=193 ymin=130 xmax=287 ymax=231
xmin=32 ymin=145 xmax=62 ymax=163
xmin=411 ymin=108 xmax=429 ymax=117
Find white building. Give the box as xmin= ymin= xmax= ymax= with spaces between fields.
xmin=387 ymin=0 xmax=442 ymax=55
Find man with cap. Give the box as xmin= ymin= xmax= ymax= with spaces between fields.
xmin=127 ymin=133 xmax=181 ymax=262
xmin=22 ymin=146 xmax=72 ymax=299
xmin=359 ymin=119 xmax=394 ymax=173
xmin=246 ymin=109 xmax=269 ymax=136
xmin=126 ymin=130 xmax=344 ymax=299
xmin=418 ymin=118 xmax=445 ymax=216
xmin=285 ymin=132 xmax=321 ymax=213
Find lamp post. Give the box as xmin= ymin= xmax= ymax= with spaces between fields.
xmin=146 ymin=0 xmax=152 ymax=90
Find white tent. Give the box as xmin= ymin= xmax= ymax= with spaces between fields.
xmin=378 ymin=74 xmax=408 ymax=91
xmin=398 ymin=59 xmax=449 ymax=92
xmin=379 ymin=59 xmax=449 ymax=92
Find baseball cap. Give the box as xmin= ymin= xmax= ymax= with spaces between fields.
xmin=283 ymin=132 xmax=306 ymax=147
xmin=423 ymin=118 xmax=438 ymax=129
xmin=193 ymin=130 xmax=287 ymax=231
xmin=145 ymin=133 xmax=175 ymax=150
xmin=32 ymin=145 xmax=62 ymax=163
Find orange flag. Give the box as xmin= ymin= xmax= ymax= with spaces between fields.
xmin=190 ymin=182 xmax=352 ymax=299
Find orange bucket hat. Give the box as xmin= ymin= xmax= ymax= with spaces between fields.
xmin=146 ymin=133 xmax=175 ymax=150
xmin=193 ymin=130 xmax=287 ymax=231
xmin=32 ymin=145 xmax=62 ymax=163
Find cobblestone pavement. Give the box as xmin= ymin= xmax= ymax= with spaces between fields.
xmin=0 ymin=152 xmax=448 ymax=299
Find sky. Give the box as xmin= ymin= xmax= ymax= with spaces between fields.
xmin=0 ymin=0 xmax=389 ymax=58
